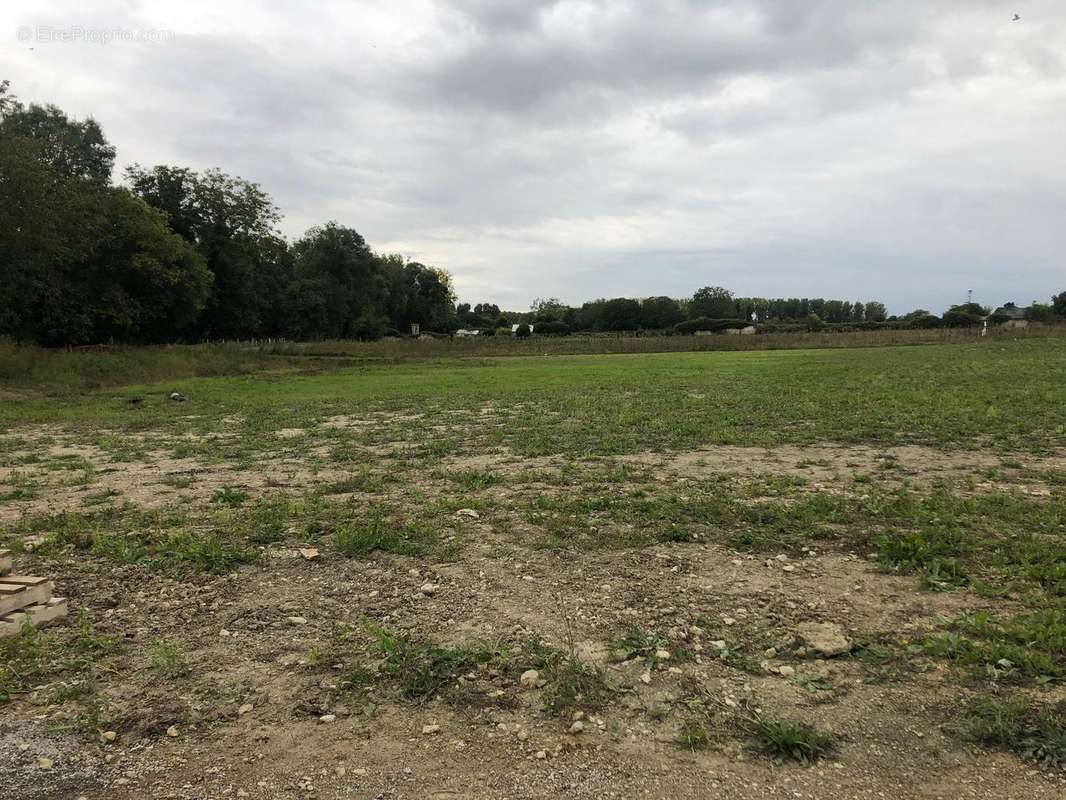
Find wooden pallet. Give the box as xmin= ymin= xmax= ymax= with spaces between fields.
xmin=0 ymin=551 xmax=69 ymax=636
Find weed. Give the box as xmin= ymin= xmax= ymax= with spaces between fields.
xmin=678 ymin=718 xmax=711 ymax=751
xmin=150 ymin=639 xmax=191 ymax=679
xmin=211 ymin=486 xmax=248 ymax=506
xmin=957 ymin=694 xmax=1066 ymax=771
xmin=366 ymin=623 xmax=494 ymax=702
xmin=749 ymin=717 xmax=836 ymax=764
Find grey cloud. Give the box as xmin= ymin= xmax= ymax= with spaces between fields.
xmin=2 ymin=0 xmax=1064 ymax=315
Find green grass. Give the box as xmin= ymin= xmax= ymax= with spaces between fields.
xmin=365 ymin=623 xmax=496 ymax=702
xmin=749 ymin=717 xmax=836 ymax=764
xmin=2 ymin=339 xmax=1065 ymax=457
xmin=957 ymin=694 xmax=1066 ymax=770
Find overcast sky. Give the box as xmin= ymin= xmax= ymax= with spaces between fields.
xmin=4 ymin=1 xmax=1064 ymax=313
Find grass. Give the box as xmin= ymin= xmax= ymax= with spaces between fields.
xmin=364 ymin=623 xmax=497 ymax=702
xmin=957 ymin=694 xmax=1066 ymax=770
xmin=749 ymin=717 xmax=837 ymax=764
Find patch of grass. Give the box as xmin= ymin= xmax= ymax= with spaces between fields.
xmin=321 ymin=471 xmax=385 ymax=495
xmin=447 ymin=469 xmax=503 ymax=490
xmin=956 ymin=694 xmax=1066 ymax=771
xmin=150 ymin=530 xmax=258 ymax=575
xmin=520 ymin=637 xmax=614 ymax=717
xmin=367 ymin=623 xmax=495 ymax=702
xmin=921 ymin=609 xmax=1066 ymax=682
xmin=608 ymin=627 xmax=693 ymax=665
xmin=211 ymin=486 xmax=248 ymax=506
xmin=150 ymin=639 xmax=191 ymax=679
xmin=333 ymin=508 xmax=438 ymax=558
xmin=677 ymin=718 xmax=711 ymax=751
xmin=749 ymin=717 xmax=836 ymax=764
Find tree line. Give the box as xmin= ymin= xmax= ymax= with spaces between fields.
xmin=2 ymin=83 xmax=1062 ymax=346
xmin=0 ymin=82 xmax=456 ymax=346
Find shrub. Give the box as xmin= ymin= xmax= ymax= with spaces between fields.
xmin=534 ymin=320 xmax=571 ymax=336
xmin=672 ymin=318 xmax=747 ymax=335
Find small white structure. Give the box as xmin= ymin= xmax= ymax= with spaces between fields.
xmin=455 ymin=329 xmax=481 ymax=337
xmin=725 ymin=325 xmax=757 ymax=335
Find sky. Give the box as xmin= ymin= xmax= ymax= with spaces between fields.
xmin=4 ymin=1 xmax=1065 ymax=314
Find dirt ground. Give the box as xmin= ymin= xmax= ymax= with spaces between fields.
xmin=1 ymin=422 xmax=1064 ymax=800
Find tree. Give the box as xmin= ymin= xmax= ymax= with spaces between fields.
xmin=126 ymin=164 xmax=285 ymax=339
xmin=599 ymin=298 xmax=642 ymax=330
xmin=1052 ymin=291 xmax=1066 ymax=318
xmin=639 ymin=296 xmax=683 ymax=329
xmin=1024 ymin=303 xmax=1055 ymax=323
xmin=864 ymin=301 xmax=887 ymax=322
xmin=530 ymin=297 xmax=568 ymax=322
xmin=942 ymin=303 xmax=988 ymax=328
xmin=287 ymin=222 xmax=384 ymax=339
xmin=689 ymin=286 xmax=734 ymax=319
xmin=1 ymin=101 xmax=115 ymax=184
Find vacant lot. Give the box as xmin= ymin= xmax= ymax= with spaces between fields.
xmin=2 ymin=338 xmax=1065 ymax=799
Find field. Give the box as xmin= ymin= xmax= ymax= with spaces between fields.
xmin=1 ymin=336 xmax=1065 ymax=799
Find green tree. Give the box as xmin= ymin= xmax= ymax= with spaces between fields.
xmin=1 ymin=101 xmax=115 ymax=184
xmin=639 ymin=296 xmax=684 ymax=329
xmin=689 ymin=286 xmax=734 ymax=319
xmin=599 ymin=298 xmax=642 ymax=330
xmin=1051 ymin=292 xmax=1065 ymax=318
xmin=126 ymin=164 xmax=285 ymax=339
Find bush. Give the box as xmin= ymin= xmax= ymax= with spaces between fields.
xmin=534 ymin=320 xmax=571 ymax=336
xmin=672 ymin=318 xmax=747 ymax=335
xmin=515 ymin=324 xmax=531 ymax=338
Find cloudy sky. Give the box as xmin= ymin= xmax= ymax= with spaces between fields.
xmin=4 ymin=1 xmax=1064 ymax=313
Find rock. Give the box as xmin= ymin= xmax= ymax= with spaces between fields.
xmin=166 ymin=726 xmax=180 ymax=738
xmin=37 ymin=757 xmax=53 ymax=770
xmin=795 ymin=622 xmax=852 ymax=657
xmin=319 ymin=714 xmax=337 ymax=724
xmin=100 ymin=730 xmax=118 ymax=743
xmin=286 ymin=616 xmax=308 ymax=625
xmin=654 ymin=649 xmax=671 ymax=661
xmin=778 ymin=665 xmax=796 ymax=677
xmin=710 ymin=640 xmax=728 ymax=650
xmin=456 ymin=508 xmax=480 ymax=519
xmin=169 ymin=392 xmax=187 ymax=402
xmin=298 ymin=548 xmax=320 ymax=561
xmin=422 ymin=724 xmax=441 ymax=735
xmin=519 ymin=669 xmax=541 ymax=689
xmin=238 ymin=703 xmax=254 ymax=716
xmin=763 ymin=647 xmax=778 ymax=659
xmin=640 ymin=671 xmax=652 ymax=685
xmin=568 ymin=721 xmax=584 ymax=734
xmin=419 ymin=583 xmax=438 ymax=595
xmin=535 ymin=750 xmax=547 ymax=760
xmin=517 ymin=730 xmax=529 ymax=742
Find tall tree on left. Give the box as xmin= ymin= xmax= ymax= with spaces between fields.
xmin=0 ymin=83 xmax=212 ymax=344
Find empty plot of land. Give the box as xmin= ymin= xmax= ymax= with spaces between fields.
xmin=1 ymin=339 xmax=1064 ymax=799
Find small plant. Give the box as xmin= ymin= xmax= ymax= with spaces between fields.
xmin=0 ymin=622 xmax=45 ymax=703
xmin=447 ymin=470 xmax=502 ymax=491
xmin=367 ymin=623 xmax=494 ymax=702
xmin=677 ymin=718 xmax=711 ymax=751
xmin=334 ymin=509 xmax=435 ymax=558
xmin=749 ymin=716 xmax=836 ymax=764
xmin=211 ymin=486 xmax=248 ymax=506
xmin=150 ymin=639 xmax=192 ymax=679
xmin=957 ymin=694 xmax=1066 ymax=771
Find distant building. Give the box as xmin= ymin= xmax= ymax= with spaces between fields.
xmin=455 ymin=329 xmax=480 ymax=337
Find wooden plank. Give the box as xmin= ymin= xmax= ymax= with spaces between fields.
xmin=0 ymin=575 xmax=50 ymax=587
xmin=0 ymin=597 xmax=69 ymax=637
xmin=0 ymin=579 xmax=53 ymax=616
